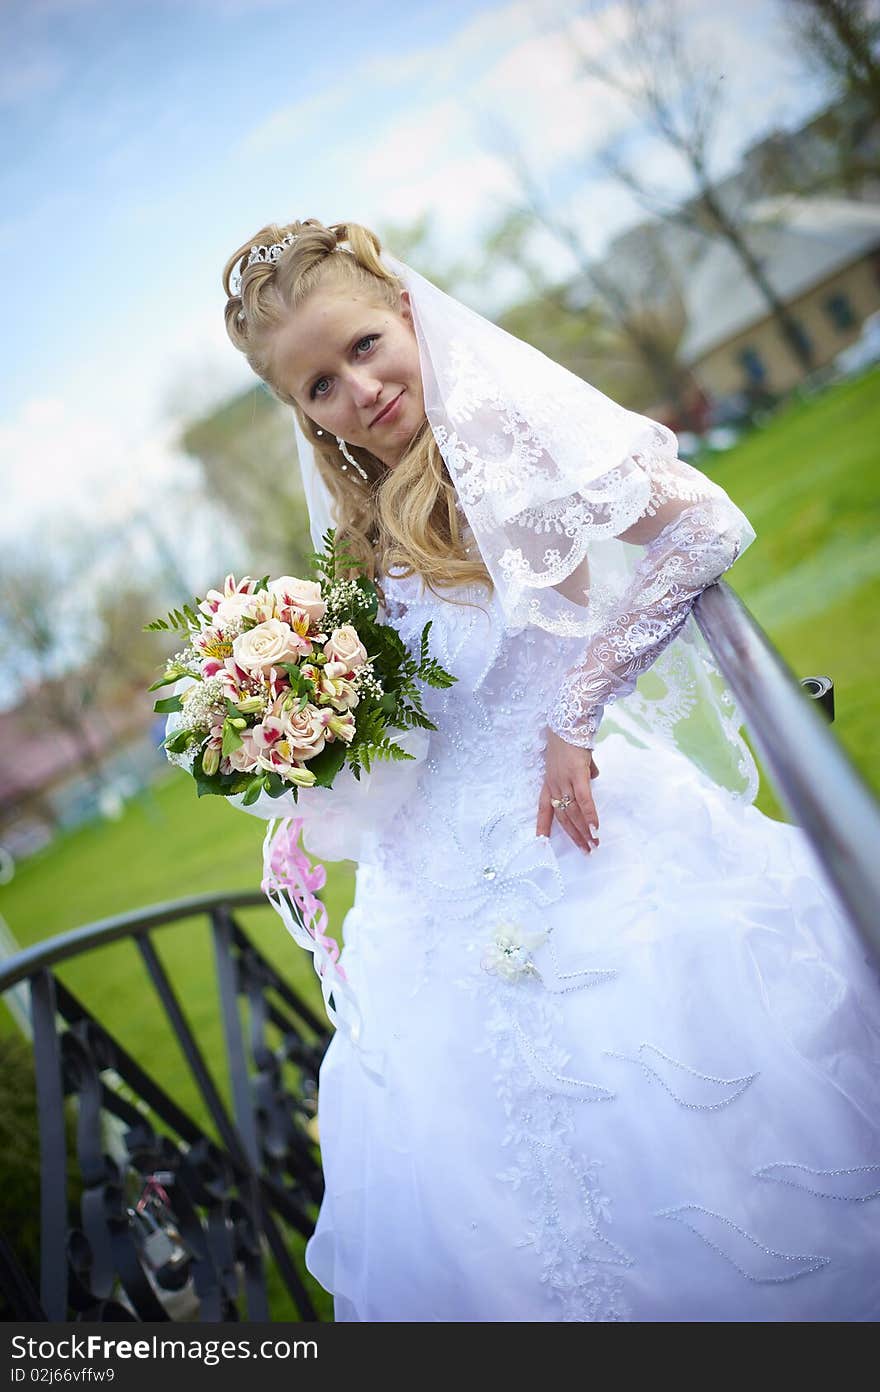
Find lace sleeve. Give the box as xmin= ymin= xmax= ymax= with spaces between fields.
xmin=545 ymin=453 xmax=753 ymax=749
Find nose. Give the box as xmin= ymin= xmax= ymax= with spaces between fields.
xmin=348 ymin=368 xmax=382 ymax=411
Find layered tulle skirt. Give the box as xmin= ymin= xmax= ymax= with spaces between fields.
xmin=304 ymin=732 xmax=880 ymax=1321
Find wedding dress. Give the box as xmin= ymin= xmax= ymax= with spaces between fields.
xmin=299 ymin=463 xmax=880 ymax=1323
xmin=214 ymin=237 xmax=880 ymax=1321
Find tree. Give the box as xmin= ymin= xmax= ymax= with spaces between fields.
xmin=478 ymin=171 xmax=699 ymax=424
xmin=91 ymin=580 xmax=176 ymax=702
xmin=0 ymin=538 xmax=174 ymax=801
xmin=571 ymin=0 xmax=817 ymax=375
xmin=0 ymin=549 xmax=105 ymax=792
xmin=376 ymin=212 xmax=477 ymax=293
xmin=787 ymin=0 xmax=880 ymax=112
xmin=179 ymin=385 xmax=313 ymax=578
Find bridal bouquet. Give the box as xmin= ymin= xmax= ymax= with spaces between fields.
xmin=146 ymin=529 xmax=456 ymax=810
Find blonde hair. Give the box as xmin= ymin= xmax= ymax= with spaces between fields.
xmin=221 ymin=218 xmax=493 ymax=606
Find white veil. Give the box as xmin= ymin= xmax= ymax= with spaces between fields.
xmin=292 ymin=250 xmax=759 ymax=803
xmin=254 ymin=246 xmax=760 ymax=1081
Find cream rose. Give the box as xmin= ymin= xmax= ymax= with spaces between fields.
xmin=269 ymin=577 xmax=327 ymax=626
xmin=233 ymin=618 xmax=310 ymax=674
xmin=281 ymin=701 xmax=328 ymax=762
xmin=225 ymin=730 xmax=260 ymax=773
xmin=324 ymin=624 xmax=368 ymax=670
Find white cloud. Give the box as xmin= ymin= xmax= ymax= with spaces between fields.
xmin=357 ymin=98 xmax=469 ymax=184
xmin=370 ymin=147 xmax=522 ymax=239
xmin=0 ymin=396 xmax=197 ymax=538
xmin=235 ymin=88 xmax=344 ymax=158
xmin=362 ymin=0 xmax=544 ymax=87
xmin=475 ymin=13 xmax=635 ymax=172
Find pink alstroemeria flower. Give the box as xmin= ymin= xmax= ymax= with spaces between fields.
xmin=252 ymin=716 xmax=286 ymax=753
xmin=198 ymin=574 xmax=259 ymax=623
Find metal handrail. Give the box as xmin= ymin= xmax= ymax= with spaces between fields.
xmin=694 ymin=580 xmax=880 ymax=960
xmin=0 ymin=892 xmax=331 ymax=1322
xmin=0 ymin=889 xmax=268 ymax=995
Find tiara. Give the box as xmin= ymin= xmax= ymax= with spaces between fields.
xmin=231 ymin=230 xmax=297 ymax=294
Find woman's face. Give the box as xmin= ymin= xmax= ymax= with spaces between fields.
xmin=273 ymin=284 xmax=426 ymax=468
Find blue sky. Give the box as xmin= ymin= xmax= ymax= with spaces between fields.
xmin=1 ymin=0 xmax=829 ymax=559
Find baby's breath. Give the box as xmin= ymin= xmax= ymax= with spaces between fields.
xmin=351 ymin=660 xmax=383 ymax=698
xmin=324 ymin=578 xmax=372 ymax=627
xmin=180 ymin=674 xmax=228 ymax=731
xmin=172 ymin=646 xmax=203 ymax=676
xmin=218 ymin=614 xmax=249 ymax=640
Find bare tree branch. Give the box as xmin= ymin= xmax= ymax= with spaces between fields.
xmin=569 ymin=0 xmax=817 ymax=371
xmin=787 ymin=0 xmax=880 ymax=110
xmin=475 ymin=102 xmax=703 ymax=424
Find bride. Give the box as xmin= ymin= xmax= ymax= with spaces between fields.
xmin=221 ymin=219 xmax=880 ymax=1322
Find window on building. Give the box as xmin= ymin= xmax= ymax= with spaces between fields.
xmin=823 ymin=291 xmax=856 ymax=332
xmin=737 ymin=345 xmax=766 ymax=384
xmin=789 ymin=318 xmax=813 ymax=358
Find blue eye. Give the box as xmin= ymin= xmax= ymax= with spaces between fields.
xmin=309 ymin=335 xmax=378 ymax=399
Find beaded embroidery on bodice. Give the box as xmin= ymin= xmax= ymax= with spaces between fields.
xmin=360 ymin=569 xmax=560 ymax=887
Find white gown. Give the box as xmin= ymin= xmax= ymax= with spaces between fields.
xmin=302 ymin=563 xmax=880 ymax=1323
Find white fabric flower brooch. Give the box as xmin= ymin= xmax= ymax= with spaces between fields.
xmin=481 ymin=921 xmax=549 ymax=982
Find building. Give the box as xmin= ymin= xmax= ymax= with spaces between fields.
xmin=678 ymin=196 xmax=880 ymax=400
xmin=0 ymin=692 xmax=161 ymax=859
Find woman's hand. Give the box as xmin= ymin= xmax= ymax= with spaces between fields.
xmin=537 ymin=728 xmax=600 ymax=853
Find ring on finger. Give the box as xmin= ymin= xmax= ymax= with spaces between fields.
xmin=550 ymin=794 xmax=572 ymax=810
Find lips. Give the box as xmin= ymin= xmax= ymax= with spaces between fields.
xmin=370 ymin=390 xmax=404 ymax=428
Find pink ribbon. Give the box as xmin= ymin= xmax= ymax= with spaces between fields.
xmin=261 ymin=816 xmax=347 ymax=981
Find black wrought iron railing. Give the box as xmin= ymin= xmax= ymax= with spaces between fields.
xmin=0 ymin=892 xmax=331 ymax=1323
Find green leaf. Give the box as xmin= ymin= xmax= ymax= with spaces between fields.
xmin=241 ymin=776 xmax=266 ymax=806
xmin=221 ymin=720 xmax=244 ymax=756
xmin=153 ymin=695 xmax=183 ymax=714
xmin=193 ymin=750 xmax=226 ymax=798
xmin=147 ymin=669 xmax=189 ymax=692
xmin=162 ymin=728 xmax=192 ymax=754
xmin=144 ymin=604 xmax=199 ymax=633
xmin=356 ymin=576 xmax=379 ymax=621
xmin=304 ymin=740 xmax=348 ymax=788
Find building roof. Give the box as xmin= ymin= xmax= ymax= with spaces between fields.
xmin=679 ymin=196 xmax=880 ymax=364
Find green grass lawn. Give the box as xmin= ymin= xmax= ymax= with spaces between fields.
xmin=1 ymin=365 xmax=878 ymax=1319
xmin=0 ymin=777 xmax=352 ymax=1319
xmin=705 ymin=366 xmax=880 ymax=818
